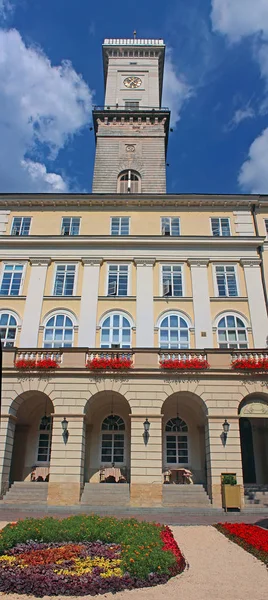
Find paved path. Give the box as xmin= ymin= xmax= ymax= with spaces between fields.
xmin=0 ymin=523 xmax=267 ymax=599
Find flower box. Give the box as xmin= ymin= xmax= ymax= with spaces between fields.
xmin=86 ymin=357 xmax=133 ymax=370
xmin=231 ymin=358 xmax=268 ymax=370
xmin=160 ymin=358 xmax=209 ymax=370
xmin=15 ymin=358 xmax=59 ymax=370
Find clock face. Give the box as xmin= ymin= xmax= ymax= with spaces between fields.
xmin=123 ymin=76 xmax=142 ymax=89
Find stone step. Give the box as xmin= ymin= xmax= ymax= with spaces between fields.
xmin=163 ymin=484 xmax=211 ymax=507
xmin=81 ymin=483 xmax=130 ymax=506
xmin=2 ymin=482 xmax=48 ymax=504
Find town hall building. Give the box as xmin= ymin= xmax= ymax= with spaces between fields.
xmin=0 ymin=37 xmax=268 ymax=510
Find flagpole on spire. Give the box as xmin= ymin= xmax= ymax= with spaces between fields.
xmin=133 ymin=30 xmax=137 ymax=39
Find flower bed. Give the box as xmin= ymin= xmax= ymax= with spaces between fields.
xmin=215 ymin=523 xmax=268 ymax=565
xmin=15 ymin=358 xmax=59 ymax=370
xmin=231 ymin=358 xmax=268 ymax=370
xmin=86 ymin=357 xmax=133 ymax=370
xmin=160 ymin=358 xmax=209 ymax=370
xmin=0 ymin=515 xmax=186 ymax=596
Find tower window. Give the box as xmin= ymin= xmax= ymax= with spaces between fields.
xmin=125 ymin=101 xmax=139 ymax=110
xmin=118 ymin=170 xmax=141 ymax=194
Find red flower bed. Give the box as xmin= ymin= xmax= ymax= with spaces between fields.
xmin=15 ymin=358 xmax=58 ymax=370
xmin=160 ymin=526 xmax=186 ymax=575
xmin=86 ymin=357 xmax=133 ymax=370
xmin=160 ymin=358 xmax=209 ymax=370
xmin=215 ymin=523 xmax=268 ymax=565
xmin=231 ymin=358 xmax=268 ymax=370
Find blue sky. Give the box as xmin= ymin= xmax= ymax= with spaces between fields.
xmin=0 ymin=0 xmax=268 ymax=194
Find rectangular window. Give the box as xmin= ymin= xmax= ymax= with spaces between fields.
xmin=211 ymin=217 xmax=230 ymax=236
xmin=101 ymin=433 xmax=124 ymax=463
xmin=111 ymin=217 xmax=130 ymax=236
xmin=125 ymin=101 xmax=139 ymax=110
xmin=265 ymin=219 xmax=268 ymax=235
xmin=53 ymin=264 xmax=76 ymax=296
xmin=0 ymin=264 xmax=24 ymax=296
xmin=166 ymin=435 xmax=188 ymax=464
xmin=107 ymin=265 xmax=129 ymax=296
xmin=215 ymin=265 xmax=238 ymax=297
xmin=11 ymin=217 xmax=31 ymax=236
xmin=161 ymin=217 xmax=180 ymax=236
xmin=162 ymin=265 xmax=183 ymax=297
xmin=61 ymin=217 xmax=80 ymax=236
xmin=37 ymin=433 xmax=50 ymax=462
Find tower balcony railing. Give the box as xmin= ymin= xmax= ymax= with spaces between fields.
xmin=2 ymin=347 xmax=268 ymax=372
xmin=92 ymin=105 xmax=170 ymax=112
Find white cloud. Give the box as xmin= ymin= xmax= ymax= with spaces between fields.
xmin=162 ymin=49 xmax=193 ymax=127
xmin=225 ymin=105 xmax=255 ymax=131
xmin=239 ymin=127 xmax=268 ymax=193
xmin=211 ymin=0 xmax=268 ymax=43
xmin=0 ymin=0 xmax=13 ymax=18
xmin=0 ymin=28 xmax=93 ymax=192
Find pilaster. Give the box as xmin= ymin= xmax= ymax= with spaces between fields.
xmin=78 ymin=258 xmax=102 ymax=347
xmin=19 ymin=258 xmax=51 ymax=347
xmin=188 ymin=259 xmax=213 ymax=348
xmin=130 ymin=414 xmax=162 ymax=507
xmin=134 ymin=258 xmax=155 ymax=347
xmin=0 ymin=415 xmax=16 ymax=496
xmin=241 ymin=258 xmax=268 ymax=348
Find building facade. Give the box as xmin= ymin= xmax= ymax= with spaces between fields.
xmin=0 ymin=38 xmax=268 ymax=509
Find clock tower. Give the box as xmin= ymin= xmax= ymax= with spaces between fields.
xmin=92 ymin=38 xmax=170 ymax=194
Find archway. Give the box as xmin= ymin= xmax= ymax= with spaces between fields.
xmin=162 ymin=392 xmax=208 ymax=485
xmin=84 ymin=391 xmax=131 ymax=484
xmin=239 ymin=394 xmax=268 ymax=485
xmin=9 ymin=391 xmax=54 ymax=484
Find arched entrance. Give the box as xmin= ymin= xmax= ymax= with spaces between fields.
xmin=9 ymin=391 xmax=54 ymax=484
xmin=84 ymin=391 xmax=131 ymax=484
xmin=239 ymin=394 xmax=268 ymax=485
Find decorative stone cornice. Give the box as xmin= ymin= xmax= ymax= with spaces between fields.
xmin=134 ymin=258 xmax=156 ymax=267
xmin=188 ymin=259 xmax=209 ymax=268
xmin=30 ymin=257 xmax=51 ymax=267
xmin=240 ymin=258 xmax=261 ymax=268
xmin=81 ymin=257 xmax=103 ymax=266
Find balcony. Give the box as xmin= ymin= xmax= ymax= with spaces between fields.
xmin=2 ymin=348 xmax=268 ymax=373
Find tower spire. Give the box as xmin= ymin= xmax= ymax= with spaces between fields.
xmin=133 ymin=30 xmax=137 ymax=39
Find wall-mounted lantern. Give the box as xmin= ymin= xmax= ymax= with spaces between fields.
xmin=61 ymin=417 xmax=69 ymax=444
xmin=222 ymin=419 xmax=230 ymax=443
xmin=143 ymin=418 xmax=150 ymax=444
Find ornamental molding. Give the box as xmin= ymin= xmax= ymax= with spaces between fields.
xmin=187 ymin=259 xmax=209 ymax=268
xmin=30 ymin=257 xmax=51 ymax=267
xmin=118 ymin=159 xmax=144 ymax=172
xmin=134 ymin=257 xmax=156 ymax=267
xmin=240 ymin=258 xmax=261 ymax=268
xmin=81 ymin=257 xmax=103 ymax=266
xmin=240 ymin=401 xmax=268 ymax=416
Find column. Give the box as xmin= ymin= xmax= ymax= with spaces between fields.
xmin=78 ymin=258 xmax=102 ymax=347
xmin=0 ymin=415 xmax=16 ymax=496
xmin=206 ymin=416 xmax=244 ymax=508
xmin=134 ymin=258 xmax=155 ymax=347
xmin=130 ymin=414 xmax=163 ymax=507
xmin=47 ymin=414 xmax=86 ymax=505
xmin=241 ymin=259 xmax=268 ymax=348
xmin=20 ymin=258 xmax=50 ymax=347
xmin=188 ymin=259 xmax=213 ymax=348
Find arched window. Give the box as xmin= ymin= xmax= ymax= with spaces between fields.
xmin=165 ymin=418 xmax=188 ymax=465
xmin=159 ymin=313 xmax=190 ymax=349
xmin=217 ymin=314 xmax=248 ymax=349
xmin=37 ymin=416 xmax=52 ymax=463
xmin=118 ymin=170 xmax=141 ymax=193
xmin=43 ymin=313 xmax=74 ymax=348
xmin=100 ymin=313 xmax=132 ymax=348
xmin=0 ymin=312 xmax=18 ymax=347
xmin=101 ymin=415 xmax=125 ymax=464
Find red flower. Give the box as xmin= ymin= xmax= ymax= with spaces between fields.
xmin=15 ymin=358 xmax=58 ymax=370
xmin=86 ymin=357 xmax=133 ymax=370
xmin=218 ymin=523 xmax=268 ymax=554
xmin=160 ymin=358 xmax=209 ymax=370
xmin=231 ymin=358 xmax=268 ymax=370
xmin=160 ymin=526 xmax=186 ymax=574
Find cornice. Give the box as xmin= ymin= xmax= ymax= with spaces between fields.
xmin=134 ymin=257 xmax=156 ymax=266
xmin=240 ymin=258 xmax=261 ymax=268
xmin=0 ymin=192 xmax=268 ymax=209
xmin=30 ymin=257 xmax=51 ymax=267
xmin=81 ymin=257 xmax=103 ymax=266
xmin=188 ymin=259 xmax=209 ymax=268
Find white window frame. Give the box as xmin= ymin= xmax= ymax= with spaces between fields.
xmin=210 ymin=217 xmax=231 ymax=237
xmin=110 ymin=216 xmax=130 ymax=236
xmin=106 ymin=263 xmax=130 ymax=297
xmin=42 ymin=312 xmax=75 ymax=348
xmin=216 ymin=312 xmax=248 ymax=349
xmin=52 ymin=263 xmax=78 ymax=296
xmin=160 ymin=264 xmax=184 ymax=297
xmin=213 ymin=263 xmax=239 ymax=298
xmin=100 ymin=415 xmax=126 ymax=466
xmin=165 ymin=418 xmax=189 ymax=467
xmin=158 ymin=312 xmax=191 ymax=349
xmin=61 ymin=217 xmax=81 ymax=236
xmin=0 ymin=310 xmax=19 ymax=347
xmin=10 ymin=216 xmax=32 ymax=236
xmin=36 ymin=417 xmax=52 ymax=465
xmin=100 ymin=311 xmax=132 ymax=349
xmin=0 ymin=263 xmax=26 ymax=297
xmin=118 ymin=170 xmax=141 ymax=193
xmin=160 ymin=217 xmax=180 ymax=236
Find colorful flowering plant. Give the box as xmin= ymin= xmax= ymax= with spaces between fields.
xmin=0 ymin=515 xmax=186 ymax=596
xmin=160 ymin=357 xmax=209 ymax=370
xmin=215 ymin=523 xmax=268 ymax=565
xmin=231 ymin=358 xmax=268 ymax=370
xmin=15 ymin=358 xmax=59 ymax=370
xmin=86 ymin=357 xmax=133 ymax=370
